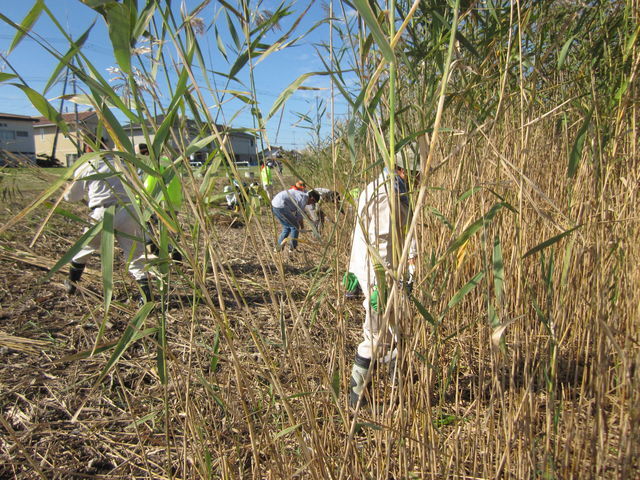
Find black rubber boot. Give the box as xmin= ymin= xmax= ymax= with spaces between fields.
xmin=64 ymin=261 xmax=85 ymax=294
xmin=349 ymin=354 xmax=371 ymax=408
xmin=137 ymin=278 xmax=153 ymax=306
xmin=146 ymin=240 xmax=160 ymax=256
xmin=169 ymin=245 xmax=183 ymax=262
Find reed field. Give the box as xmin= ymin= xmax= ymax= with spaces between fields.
xmin=0 ymin=0 xmax=638 ymax=478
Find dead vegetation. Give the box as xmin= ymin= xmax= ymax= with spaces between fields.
xmin=1 ymin=150 xmax=638 ymax=479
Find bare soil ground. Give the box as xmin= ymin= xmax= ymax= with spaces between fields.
xmin=0 ymin=175 xmax=360 ymax=479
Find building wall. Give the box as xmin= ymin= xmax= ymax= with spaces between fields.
xmin=34 ymin=120 xmax=97 ymax=166
xmin=127 ymin=129 xmax=257 ymax=166
xmin=229 ymin=135 xmax=257 ymax=165
xmin=34 ymin=125 xmax=82 ymax=166
xmin=0 ymin=119 xmax=36 ymax=164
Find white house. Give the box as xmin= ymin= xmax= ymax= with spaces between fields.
xmin=0 ymin=113 xmax=37 ymax=165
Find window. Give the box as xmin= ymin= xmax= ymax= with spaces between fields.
xmin=0 ymin=130 xmax=16 ymax=141
xmin=16 ymin=131 xmax=29 ymax=137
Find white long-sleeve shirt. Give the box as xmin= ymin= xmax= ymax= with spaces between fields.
xmin=65 ymin=156 xmax=132 ymax=209
xmin=348 ymin=171 xmax=417 ymax=292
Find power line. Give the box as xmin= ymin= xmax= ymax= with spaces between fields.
xmin=0 ymin=34 xmax=113 ymax=55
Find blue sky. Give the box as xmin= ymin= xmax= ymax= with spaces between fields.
xmin=0 ymin=0 xmax=355 ymax=150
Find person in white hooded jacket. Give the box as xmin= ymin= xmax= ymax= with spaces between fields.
xmin=348 ymin=146 xmax=420 ymax=407
xmin=63 ymin=136 xmax=151 ymax=303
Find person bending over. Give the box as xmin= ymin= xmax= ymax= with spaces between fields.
xmin=271 ymin=188 xmax=320 ymax=252
xmin=64 ymin=135 xmax=152 ymax=304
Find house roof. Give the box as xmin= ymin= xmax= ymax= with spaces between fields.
xmin=0 ymin=113 xmax=38 ymax=122
xmin=259 ymin=146 xmax=284 ymax=155
xmin=122 ymin=115 xmax=255 ymax=139
xmin=33 ymin=111 xmax=97 ymax=128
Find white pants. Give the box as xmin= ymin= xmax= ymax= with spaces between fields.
xmin=72 ymin=205 xmax=147 ymax=281
xmin=356 ymin=285 xmax=398 ymax=361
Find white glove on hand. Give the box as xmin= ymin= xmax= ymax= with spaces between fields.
xmin=408 ymin=263 xmax=416 ymax=284
xmin=404 ymin=263 xmax=416 ymax=295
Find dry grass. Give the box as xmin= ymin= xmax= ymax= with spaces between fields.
xmin=1 ymin=116 xmax=638 ymax=479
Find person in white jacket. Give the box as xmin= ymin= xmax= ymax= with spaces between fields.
xmin=348 ymin=147 xmax=420 ymax=407
xmin=63 ymin=136 xmax=151 ymax=303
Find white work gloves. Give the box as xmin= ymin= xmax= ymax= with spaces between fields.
xmin=405 ymin=262 xmax=416 ymax=295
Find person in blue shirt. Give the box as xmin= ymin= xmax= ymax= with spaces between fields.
xmin=271 ymin=188 xmax=320 ymax=251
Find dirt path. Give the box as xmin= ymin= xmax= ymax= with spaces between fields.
xmin=0 ymin=182 xmax=359 ymax=478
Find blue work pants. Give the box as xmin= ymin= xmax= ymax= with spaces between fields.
xmin=272 ymin=207 xmax=300 ymax=249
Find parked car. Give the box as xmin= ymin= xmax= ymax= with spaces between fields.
xmin=189 ymin=151 xmax=207 ymax=168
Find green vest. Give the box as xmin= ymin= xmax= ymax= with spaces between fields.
xmin=260 ymin=165 xmax=272 ymax=185
xmin=143 ymin=156 xmax=183 ymax=211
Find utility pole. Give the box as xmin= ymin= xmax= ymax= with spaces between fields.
xmin=316 ymin=95 xmax=321 ymax=149
xmin=73 ymin=64 xmax=80 ymax=159
xmin=51 ymin=66 xmax=70 ymax=162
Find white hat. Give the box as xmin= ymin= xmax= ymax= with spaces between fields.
xmin=394 ymin=143 xmax=420 ymax=172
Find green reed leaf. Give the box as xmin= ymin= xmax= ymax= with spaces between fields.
xmin=428 ymin=207 xmax=453 ymax=231
xmin=522 ymin=224 xmax=583 ymax=259
xmin=44 ymin=21 xmax=95 ymax=94
xmin=215 ymin=25 xmax=228 ymax=61
xmin=457 ymin=186 xmax=483 ymax=203
xmin=96 ymin=302 xmax=155 ymax=385
xmin=43 ymin=202 xmax=91 ymax=226
xmin=104 ymin=1 xmax=134 ymax=75
xmin=43 ymin=220 xmax=103 ymax=282
xmin=151 ymin=103 xmax=179 ymax=157
xmin=132 ymin=1 xmax=155 ymax=40
xmin=0 ymin=73 xmax=17 ymax=83
xmin=492 ymin=235 xmax=504 ymax=306
xmin=100 ymin=205 xmax=115 ymax=319
xmin=445 ymin=202 xmax=507 ymax=257
xmin=7 ymin=0 xmax=44 ymax=54
xmin=558 ymin=36 xmax=576 ymax=70
xmin=12 ymin=84 xmax=69 ymax=135
xmin=223 ymin=7 xmax=241 ymax=50
xmin=567 ymin=110 xmax=592 ymax=178
xmin=274 ymin=423 xmax=302 ymax=439
xmin=411 ymin=296 xmax=437 ymax=326
xmin=350 ymin=0 xmax=395 ymax=62
xmin=267 ymin=72 xmax=327 ymax=121
xmin=439 ymin=271 xmax=485 ymax=322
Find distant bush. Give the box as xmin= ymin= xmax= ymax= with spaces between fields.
xmin=36 ymin=154 xmax=63 ymax=168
